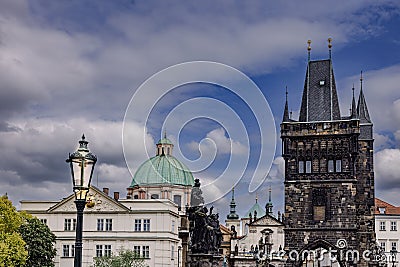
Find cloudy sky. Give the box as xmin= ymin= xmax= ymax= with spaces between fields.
xmin=1 ymin=0 xmax=400 ymax=219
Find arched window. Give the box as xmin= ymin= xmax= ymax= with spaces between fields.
xmin=173 ymin=195 xmax=182 ymax=209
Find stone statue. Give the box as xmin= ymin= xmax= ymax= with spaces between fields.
xmin=188 ymin=179 xmax=223 ymax=255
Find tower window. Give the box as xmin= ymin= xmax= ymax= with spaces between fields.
xmin=335 ymin=160 xmax=342 ymax=172
xmin=306 ymin=160 xmax=312 ymax=173
xmin=319 ymin=80 xmax=325 ymax=86
xmin=328 ymin=160 xmax=334 ymax=173
xmin=298 ymin=161 xmax=304 ymax=173
xmin=312 ymin=188 xmax=327 ymax=221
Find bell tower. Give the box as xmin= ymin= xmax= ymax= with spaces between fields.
xmin=281 ymin=39 xmax=375 ymax=267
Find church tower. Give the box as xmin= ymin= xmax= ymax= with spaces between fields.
xmin=280 ymin=40 xmax=375 ymax=266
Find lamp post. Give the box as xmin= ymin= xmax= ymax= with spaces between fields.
xmin=67 ymin=135 xmax=97 ymax=267
xmin=391 ymin=247 xmax=397 ymax=267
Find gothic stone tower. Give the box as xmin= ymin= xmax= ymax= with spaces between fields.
xmin=280 ymin=41 xmax=375 ymax=267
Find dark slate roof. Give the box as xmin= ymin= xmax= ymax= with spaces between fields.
xmin=299 ymin=59 xmax=341 ymax=122
xmin=282 ymin=98 xmax=290 ymax=122
xmin=357 ymin=88 xmax=371 ymax=123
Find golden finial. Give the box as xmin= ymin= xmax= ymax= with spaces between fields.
xmin=360 ymin=70 xmax=363 ymax=82
xmin=255 ymin=193 xmax=258 ymax=203
xmin=328 ymin=37 xmax=332 ymax=49
xmin=307 ymin=40 xmax=312 ymax=51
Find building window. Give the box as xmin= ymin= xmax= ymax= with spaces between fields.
xmin=173 ymin=195 xmax=182 ymax=208
xmin=133 ymin=246 xmax=141 ymax=257
xmin=335 ymin=160 xmax=342 ymax=172
xmin=105 ymin=219 xmax=112 ymax=231
xmin=96 ymin=245 xmax=103 ymax=258
xmin=381 ymin=242 xmax=386 ymax=252
xmin=135 ymin=219 xmax=142 ymax=232
xmin=391 ymin=221 xmax=397 ymax=231
xmin=142 ymin=246 xmax=150 ymax=259
xmin=172 ymin=220 xmax=175 ymax=233
xmin=64 ymin=219 xmax=76 ymax=231
xmin=143 ymin=219 xmax=150 ymax=232
xmin=380 ymin=221 xmax=386 ymax=231
xmin=40 ymin=218 xmax=47 ymax=225
xmin=379 ymin=207 xmax=386 ymax=214
xmin=62 ymin=245 xmax=75 ymax=257
xmin=97 ymin=219 xmax=104 ymax=231
xmin=392 ymin=242 xmax=397 ymax=251
xmin=328 ymin=160 xmax=334 ymax=173
xmin=298 ymin=161 xmax=304 ymax=173
xmin=171 ymin=245 xmax=175 ymax=260
xmin=104 ymin=245 xmax=112 ymax=257
xmin=312 ymin=188 xmax=326 ymax=221
xmin=305 ymin=160 xmax=312 ymax=173
xmin=151 ymin=194 xmax=159 ymax=199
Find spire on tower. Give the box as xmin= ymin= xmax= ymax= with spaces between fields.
xmin=328 ymin=37 xmax=332 ymax=59
xmin=266 ymin=185 xmax=273 ymax=216
xmin=350 ymin=84 xmax=357 ymax=119
xmin=283 ymin=86 xmax=290 ymax=122
xmin=357 ymin=71 xmax=371 ymax=123
xmin=227 ymin=187 xmax=239 ymax=220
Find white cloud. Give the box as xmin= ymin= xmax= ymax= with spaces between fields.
xmin=375 ymin=148 xmax=400 ymax=191
xmin=188 ymin=127 xmax=248 ymax=156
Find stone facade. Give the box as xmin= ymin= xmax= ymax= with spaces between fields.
xmin=281 ymin=53 xmax=376 ymax=266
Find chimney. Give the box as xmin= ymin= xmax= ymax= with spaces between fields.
xmin=114 ymin=192 xmax=120 ymax=201
xmin=103 ymin=188 xmax=109 ymax=195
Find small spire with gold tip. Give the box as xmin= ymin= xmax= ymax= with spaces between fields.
xmin=328 ymin=37 xmax=332 ymax=59
xmin=307 ymin=40 xmax=312 ymax=61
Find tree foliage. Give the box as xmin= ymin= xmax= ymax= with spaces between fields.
xmin=19 ymin=215 xmax=57 ymax=267
xmin=0 ymin=195 xmax=56 ymax=267
xmin=0 ymin=195 xmax=27 ymax=267
xmin=93 ymin=249 xmax=148 ymax=267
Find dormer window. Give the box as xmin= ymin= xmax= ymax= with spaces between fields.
xmin=379 ymin=207 xmax=386 ymax=214
xmin=319 ymin=80 xmax=325 ymax=86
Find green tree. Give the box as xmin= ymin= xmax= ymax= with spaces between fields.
xmin=19 ymin=215 xmax=57 ymax=267
xmin=93 ymin=249 xmax=148 ymax=267
xmin=0 ymin=195 xmax=27 ymax=267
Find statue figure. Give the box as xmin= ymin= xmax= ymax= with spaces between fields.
xmin=188 ymin=179 xmax=223 ymax=255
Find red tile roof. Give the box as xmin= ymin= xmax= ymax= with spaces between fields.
xmin=375 ymin=198 xmax=400 ymax=215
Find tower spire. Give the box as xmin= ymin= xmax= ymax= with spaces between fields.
xmin=357 ymin=71 xmax=371 ymax=123
xmin=266 ymin=185 xmax=273 ymax=216
xmin=283 ymin=86 xmax=290 ymax=122
xmin=307 ymin=40 xmax=312 ymax=62
xmin=227 ymin=187 xmax=239 ymax=220
xmin=328 ymin=37 xmax=332 ymax=59
xmin=351 ymin=84 xmax=357 ymax=119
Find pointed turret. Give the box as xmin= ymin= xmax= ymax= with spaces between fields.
xmin=299 ymin=39 xmax=341 ymax=122
xmin=350 ymin=85 xmax=358 ymax=119
xmin=357 ymin=71 xmax=373 ymax=140
xmin=282 ymin=86 xmax=290 ymax=122
xmin=265 ymin=185 xmax=273 ymax=216
xmin=357 ymin=72 xmax=371 ymax=123
xmin=227 ymin=187 xmax=239 ymax=220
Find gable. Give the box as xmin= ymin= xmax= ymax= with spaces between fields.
xmin=48 ymin=187 xmax=129 ymax=213
xmin=251 ymin=215 xmax=283 ymax=226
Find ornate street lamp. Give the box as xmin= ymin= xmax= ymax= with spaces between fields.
xmin=67 ymin=135 xmax=97 ymax=267
xmin=391 ymin=247 xmax=397 ymax=267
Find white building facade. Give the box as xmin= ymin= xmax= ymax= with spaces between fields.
xmin=375 ymin=197 xmax=400 ymax=265
xmin=20 ymin=135 xmax=194 ymax=267
xmin=21 ymin=186 xmax=181 ymax=267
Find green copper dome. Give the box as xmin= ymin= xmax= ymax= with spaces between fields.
xmin=130 ymin=155 xmax=195 ymax=187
